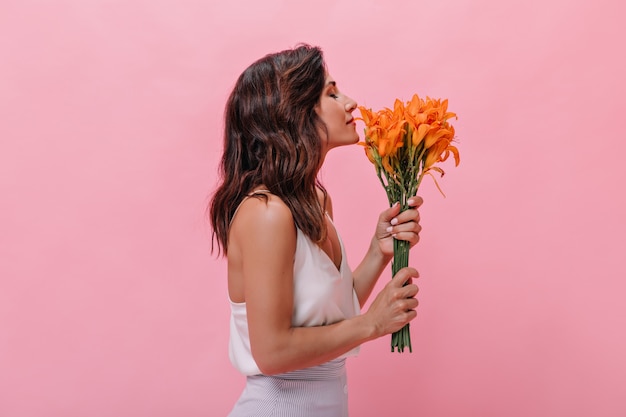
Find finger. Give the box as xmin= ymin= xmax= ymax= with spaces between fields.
xmin=402 ymin=283 xmax=419 ymax=298
xmin=397 ymin=276 xmax=418 ymax=296
xmin=386 ymin=199 xmax=421 ymax=227
xmin=391 ymin=233 xmax=421 ymax=246
xmin=380 ymin=201 xmax=402 ymax=224
xmin=407 ymin=196 xmax=424 ymax=208
xmin=388 ymin=219 xmax=422 ymax=241
xmin=404 ymin=309 xmax=418 ymax=322
xmin=395 ymin=298 xmax=418 ymax=316
xmin=390 ymin=228 xmax=422 ymax=245
xmin=394 ymin=208 xmax=420 ymax=225
xmin=389 ymin=221 xmax=422 ymax=235
xmin=403 ymin=297 xmax=419 ymax=310
xmin=391 ymin=267 xmax=419 ymax=287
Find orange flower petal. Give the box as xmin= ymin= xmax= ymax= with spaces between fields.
xmin=412 ymin=123 xmax=431 ymax=147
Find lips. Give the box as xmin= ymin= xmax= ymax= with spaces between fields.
xmin=346 ymin=118 xmax=354 ymax=124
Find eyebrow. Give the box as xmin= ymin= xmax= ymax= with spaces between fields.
xmin=326 ymin=81 xmax=336 ymax=87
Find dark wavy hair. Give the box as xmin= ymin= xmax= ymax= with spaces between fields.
xmin=209 ymin=44 xmax=329 ymax=255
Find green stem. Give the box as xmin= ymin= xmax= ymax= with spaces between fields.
xmin=390 ymin=208 xmax=412 ymax=353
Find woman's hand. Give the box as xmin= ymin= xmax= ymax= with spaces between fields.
xmin=374 ymin=196 xmax=424 ymax=258
xmin=364 ymin=267 xmax=419 ymax=337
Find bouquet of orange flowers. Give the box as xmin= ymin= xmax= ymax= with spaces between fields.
xmin=358 ymin=94 xmax=460 ymax=353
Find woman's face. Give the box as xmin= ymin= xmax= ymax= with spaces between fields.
xmin=315 ymin=74 xmax=359 ymax=152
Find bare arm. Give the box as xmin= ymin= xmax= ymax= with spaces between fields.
xmin=229 ymin=195 xmax=418 ymax=375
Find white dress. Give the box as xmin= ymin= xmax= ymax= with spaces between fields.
xmin=227 ymin=191 xmax=361 ymax=416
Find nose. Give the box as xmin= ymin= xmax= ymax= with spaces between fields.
xmin=345 ymin=96 xmax=357 ymax=112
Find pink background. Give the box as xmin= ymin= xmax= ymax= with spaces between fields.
xmin=2 ymin=1 xmax=625 ymax=416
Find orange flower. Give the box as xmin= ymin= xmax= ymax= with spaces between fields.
xmin=423 ymin=125 xmax=454 ymax=149
xmin=411 ymin=123 xmax=432 ymax=147
xmin=423 ymin=137 xmax=460 ymax=170
xmin=359 ymin=143 xmax=376 ymax=164
xmin=358 ymin=94 xmax=458 ymax=182
xmin=357 ymin=92 xmax=460 ymax=354
xmin=423 ymin=139 xmax=449 ymax=170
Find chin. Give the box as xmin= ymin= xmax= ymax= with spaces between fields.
xmin=342 ymin=137 xmax=360 ymax=147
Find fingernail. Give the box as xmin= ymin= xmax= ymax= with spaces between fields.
xmin=393 ymin=201 xmax=400 ymax=207
xmin=386 ymin=226 xmax=393 ymax=233
xmin=390 ymin=218 xmax=398 ymax=226
xmin=408 ymin=199 xmax=415 ymax=205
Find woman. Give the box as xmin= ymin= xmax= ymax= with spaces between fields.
xmin=210 ymin=44 xmax=423 ymax=416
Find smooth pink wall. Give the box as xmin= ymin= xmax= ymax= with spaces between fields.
xmin=1 ymin=1 xmax=625 ymax=416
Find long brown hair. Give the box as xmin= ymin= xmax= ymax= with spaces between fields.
xmin=209 ymin=44 xmax=328 ymax=255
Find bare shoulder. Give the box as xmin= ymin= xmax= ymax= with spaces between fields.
xmin=230 ymin=193 xmax=296 ymax=245
xmin=227 ymin=193 xmax=296 ymax=305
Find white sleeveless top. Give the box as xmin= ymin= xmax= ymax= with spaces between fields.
xmin=228 ymin=193 xmax=361 ymax=376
